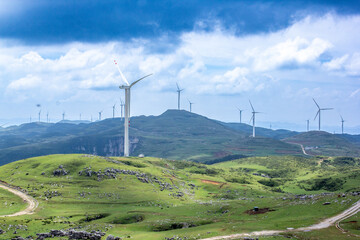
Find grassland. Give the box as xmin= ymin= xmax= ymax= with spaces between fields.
xmin=0 ymin=154 xmax=359 ymax=239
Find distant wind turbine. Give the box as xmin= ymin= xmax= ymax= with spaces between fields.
xmin=115 ymin=60 xmax=152 ymax=157
xmin=340 ymin=115 xmax=345 ymax=134
xmin=47 ymin=112 xmax=49 ymax=123
xmin=62 ymin=112 xmax=65 ymax=121
xmin=237 ymin=107 xmax=244 ymax=124
xmin=38 ymin=110 xmax=41 ymax=122
xmin=306 ymin=119 xmax=309 ymax=132
xmin=112 ymin=103 xmax=116 ymax=118
xmin=313 ymin=98 xmax=333 ymax=131
xmin=187 ymin=98 xmax=194 ymax=112
xmin=176 ymin=83 xmax=184 ymax=110
xmin=120 ymin=98 xmax=124 ymax=120
xmin=98 ymin=110 xmax=103 ymax=121
xmin=249 ymin=100 xmax=260 ymax=137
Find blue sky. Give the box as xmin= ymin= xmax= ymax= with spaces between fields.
xmin=0 ymin=0 xmax=360 ymax=133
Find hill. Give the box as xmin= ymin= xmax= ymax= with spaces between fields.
xmin=0 ymin=154 xmax=359 ymax=239
xmin=0 ymin=110 xmax=303 ymax=165
xmin=284 ymin=131 xmax=360 ymax=157
xmin=221 ymin=122 xmax=299 ymax=139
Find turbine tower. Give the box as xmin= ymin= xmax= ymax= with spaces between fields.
xmin=313 ymin=98 xmax=333 ymax=131
xmin=187 ymin=99 xmax=194 ymax=112
xmin=62 ymin=112 xmax=65 ymax=121
xmin=307 ymin=119 xmax=309 ymax=132
xmin=176 ymin=83 xmax=184 ymax=110
xmin=249 ymin=100 xmax=259 ymax=137
xmin=340 ymin=115 xmax=345 ymax=134
xmin=38 ymin=110 xmax=41 ymax=122
xmin=112 ymin=103 xmax=116 ymax=118
xmin=237 ymin=107 xmax=244 ymax=124
xmin=115 ymin=60 xmax=152 ymax=157
xmin=47 ymin=112 xmax=49 ymax=123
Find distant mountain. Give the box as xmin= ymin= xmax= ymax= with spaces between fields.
xmin=284 ymin=131 xmax=360 ymax=157
xmin=338 ymin=133 xmax=360 ymax=147
xmin=0 ymin=110 xmax=303 ymax=165
xmin=222 ymin=122 xmax=299 ymax=139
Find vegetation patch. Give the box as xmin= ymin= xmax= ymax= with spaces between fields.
xmin=118 ymin=160 xmax=146 ymax=168
xmin=112 ymin=214 xmax=145 ymax=224
xmin=302 ymin=177 xmax=345 ymax=191
xmin=152 ymin=220 xmax=212 ymax=232
xmin=244 ymin=208 xmax=275 ymax=215
xmin=258 ymin=179 xmax=281 ymax=187
xmin=79 ymin=213 xmax=110 ymax=223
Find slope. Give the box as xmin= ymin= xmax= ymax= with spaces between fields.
xmin=0 ymin=154 xmax=359 ymax=239
xmin=284 ymin=131 xmax=360 ymax=157
xmin=0 ymin=110 xmax=303 ymax=165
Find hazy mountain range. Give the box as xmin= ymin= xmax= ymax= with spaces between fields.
xmin=0 ymin=110 xmax=359 ymax=166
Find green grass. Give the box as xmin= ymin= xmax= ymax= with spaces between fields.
xmin=0 ymin=187 xmax=27 ymax=215
xmin=0 ymin=154 xmax=358 ymax=239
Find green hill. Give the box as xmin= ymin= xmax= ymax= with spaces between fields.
xmin=0 ymin=110 xmax=303 ymax=165
xmin=0 ymin=154 xmax=359 ymax=239
xmin=284 ymin=131 xmax=360 ymax=157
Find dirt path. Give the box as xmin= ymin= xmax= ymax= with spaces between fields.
xmin=201 ymin=200 xmax=360 ymax=240
xmin=287 ymin=142 xmax=310 ymax=156
xmin=0 ymin=182 xmax=38 ymax=217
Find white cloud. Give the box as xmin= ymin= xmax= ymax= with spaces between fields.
xmin=7 ymin=74 xmax=43 ymax=90
xmin=253 ymin=37 xmax=332 ymax=71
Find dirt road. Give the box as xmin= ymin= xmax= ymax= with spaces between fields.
xmin=201 ymin=199 xmax=360 ymax=240
xmin=0 ymin=182 xmax=38 ymax=217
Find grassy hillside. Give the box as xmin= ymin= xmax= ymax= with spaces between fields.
xmin=222 ymin=122 xmax=299 ymax=139
xmin=0 ymin=154 xmax=359 ymax=239
xmin=0 ymin=110 xmax=304 ymax=165
xmin=284 ymin=131 xmax=360 ymax=157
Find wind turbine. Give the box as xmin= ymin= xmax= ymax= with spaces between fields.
xmin=38 ymin=110 xmax=41 ymax=122
xmin=47 ymin=112 xmax=49 ymax=123
xmin=120 ymin=98 xmax=124 ymax=120
xmin=249 ymin=100 xmax=260 ymax=137
xmin=112 ymin=103 xmax=116 ymax=118
xmin=237 ymin=107 xmax=244 ymax=124
xmin=306 ymin=119 xmax=309 ymax=132
xmin=115 ymin=60 xmax=152 ymax=157
xmin=62 ymin=112 xmax=65 ymax=121
xmin=340 ymin=115 xmax=345 ymax=134
xmin=313 ymin=98 xmax=333 ymax=131
xmin=176 ymin=82 xmax=184 ymax=110
xmin=187 ymin=98 xmax=194 ymax=112
xmin=98 ymin=110 xmax=103 ymax=121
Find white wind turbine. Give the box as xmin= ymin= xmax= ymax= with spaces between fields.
xmin=313 ymin=98 xmax=333 ymax=131
xmin=98 ymin=110 xmax=103 ymax=121
xmin=112 ymin=103 xmax=116 ymax=118
xmin=120 ymin=98 xmax=125 ymax=120
xmin=187 ymin=98 xmax=194 ymax=112
xmin=237 ymin=107 xmax=244 ymax=124
xmin=340 ymin=115 xmax=345 ymax=134
xmin=176 ymin=83 xmax=184 ymax=110
xmin=249 ymin=100 xmax=260 ymax=137
xmin=115 ymin=60 xmax=152 ymax=157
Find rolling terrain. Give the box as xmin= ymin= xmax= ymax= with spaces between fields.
xmin=0 ymin=154 xmax=359 ymax=239
xmin=0 ymin=110 xmax=303 ymax=165
xmin=284 ymin=131 xmax=360 ymax=157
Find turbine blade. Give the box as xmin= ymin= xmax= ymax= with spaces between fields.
xmin=321 ymin=108 xmax=333 ymax=110
xmin=312 ymin=98 xmax=320 ymax=109
xmin=130 ymin=74 xmax=152 ymax=88
xmin=114 ymin=60 xmax=130 ymax=86
xmin=314 ymin=110 xmax=319 ymax=120
xmin=249 ymin=100 xmax=255 ymax=112
xmin=249 ymin=115 xmax=253 ymax=124
xmin=176 ymin=82 xmax=180 ymax=91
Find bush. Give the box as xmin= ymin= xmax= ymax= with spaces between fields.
xmin=258 ymin=179 xmax=280 ymax=187
xmin=305 ymin=177 xmax=345 ymax=191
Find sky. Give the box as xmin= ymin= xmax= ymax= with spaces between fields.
xmin=0 ymin=0 xmax=360 ymax=133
